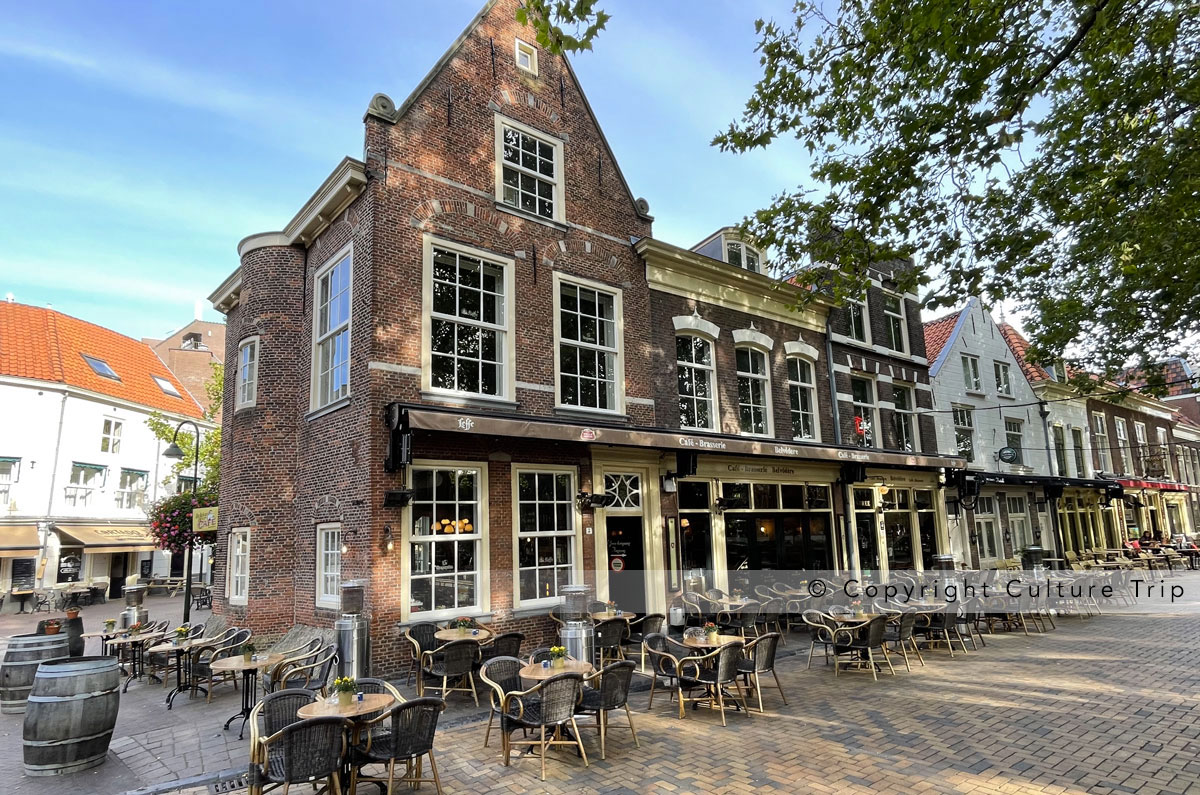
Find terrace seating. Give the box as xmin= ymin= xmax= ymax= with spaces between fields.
xmin=832 ymin=616 xmax=895 ymax=680
xmin=247 ymin=716 xmax=347 ymax=795
xmin=403 ymin=623 xmax=440 ymax=687
xmin=576 ymin=660 xmax=639 ymax=760
xmin=271 ymin=643 xmax=337 ymax=696
xmin=494 ymin=672 xmax=588 ymax=781
xmin=738 ymin=632 xmax=786 ymax=712
xmin=419 ymin=639 xmax=480 ymax=706
xmin=190 ymin=627 xmax=251 ymax=702
xmin=349 ymin=698 xmax=446 ymax=794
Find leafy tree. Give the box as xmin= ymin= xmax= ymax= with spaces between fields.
xmin=147 ymin=362 xmax=222 ymax=491
xmin=521 ymin=1 xmax=1199 ymax=382
xmin=516 ymin=1 xmax=609 ymax=53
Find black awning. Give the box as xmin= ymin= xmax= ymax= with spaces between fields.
xmin=950 ymin=470 xmax=1123 ymax=499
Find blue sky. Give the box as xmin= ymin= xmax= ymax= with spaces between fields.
xmin=0 ymin=0 xmax=814 ymax=341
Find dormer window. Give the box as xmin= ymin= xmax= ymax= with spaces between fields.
xmin=724 ymin=239 xmax=762 ymax=273
xmin=515 ymin=39 xmax=538 ymax=76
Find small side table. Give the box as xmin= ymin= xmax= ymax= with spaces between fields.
xmin=211 ymin=654 xmax=284 ymax=740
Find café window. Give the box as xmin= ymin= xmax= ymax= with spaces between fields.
xmin=410 ymin=467 xmax=483 ymax=616
xmin=735 ymin=347 xmax=770 ymax=436
xmin=891 ymin=384 xmax=916 ymax=451
xmin=676 ymin=335 xmax=716 ymax=430
xmin=227 ymin=528 xmax=249 ymax=606
xmin=557 ymin=278 xmax=620 ymax=412
xmin=678 ymin=481 xmax=714 ymax=587
xmin=312 ymin=250 xmax=351 ymax=409
xmin=787 ymin=357 xmax=817 ymax=441
xmin=850 ymin=376 xmax=877 ymax=447
xmin=429 ymin=242 xmax=509 ymax=398
xmin=497 ymin=117 xmax=562 ymax=221
xmin=515 ymin=470 xmax=576 ymax=606
xmin=852 ymin=487 xmax=880 ymax=572
xmin=316 ymin=523 xmax=341 ymax=608
xmin=975 ymin=496 xmax=1002 ymax=560
xmin=723 ymin=480 xmax=835 ymax=573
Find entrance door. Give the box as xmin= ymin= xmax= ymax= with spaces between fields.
xmin=605 ymin=516 xmax=645 ymax=613
xmin=109 ymin=553 xmax=126 ymax=598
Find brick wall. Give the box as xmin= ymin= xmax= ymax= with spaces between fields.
xmin=1087 ymin=398 xmax=1178 ymax=479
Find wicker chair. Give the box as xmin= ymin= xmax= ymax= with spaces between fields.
xmin=248 ymin=688 xmax=320 ymax=769
xmin=480 ymin=632 xmax=524 ymax=664
xmin=718 ymin=600 xmax=760 ymax=639
xmin=593 ymin=618 xmax=627 ymax=666
xmin=403 ymin=623 xmax=440 ymax=687
xmin=621 ymin=613 xmax=665 ymax=669
xmin=754 ymin=585 xmax=775 ymax=600
xmin=247 ymin=715 xmax=348 ymax=795
xmin=349 ymin=697 xmax=446 ymax=794
xmin=801 ymin=610 xmax=854 ymax=669
xmin=755 ymin=598 xmax=786 ymax=641
xmin=704 ymin=588 xmax=726 ymax=600
xmin=419 ymin=639 xmax=480 ymax=706
xmin=833 ymin=616 xmax=895 ymax=680
xmin=882 ymin=611 xmax=924 ymax=671
xmin=738 ymin=632 xmax=786 ymax=712
xmin=479 ymin=656 xmax=532 ymax=749
xmin=528 ymin=646 xmax=554 ymax=664
xmin=260 ymin=638 xmax=323 ymax=692
xmin=356 ymin=677 xmax=405 ymax=732
xmin=643 ymin=632 xmax=698 ymax=711
xmin=549 ymin=605 xmax=566 ymax=627
xmin=675 ymin=640 xmax=748 ymax=726
xmin=681 ymin=591 xmax=705 ymax=627
xmin=916 ymin=609 xmax=969 ymax=658
xmin=495 ymin=672 xmax=588 ymax=781
xmin=588 ymin=600 xmax=608 ymax=615
xmin=272 ymin=644 xmax=338 ymax=695
xmin=29 ymin=589 xmax=52 ymax=613
xmin=191 ymin=628 xmax=251 ymax=702
xmin=577 ymin=660 xmax=639 ymax=760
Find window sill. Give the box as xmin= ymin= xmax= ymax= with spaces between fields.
xmin=419 ymin=391 xmax=519 ymax=412
xmin=965 ymin=390 xmax=988 ymax=398
xmin=995 ymin=393 xmax=1016 ymax=400
xmin=395 ymin=610 xmax=495 ymax=630
xmin=512 ymin=603 xmax=563 ymax=620
xmin=679 ymin=426 xmax=721 ymax=434
xmin=493 ymin=202 xmax=568 ymax=233
xmin=306 ymin=396 xmax=351 ymax=421
xmin=234 ymin=403 xmax=257 ymax=414
xmin=552 ymin=406 xmax=631 ymax=424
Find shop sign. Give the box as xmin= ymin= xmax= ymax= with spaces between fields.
xmin=725 ymin=463 xmax=798 ymax=476
xmin=192 ymin=507 xmax=219 ymax=533
xmin=610 ymin=556 xmax=625 ymax=572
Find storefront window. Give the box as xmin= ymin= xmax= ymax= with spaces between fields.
xmin=882 ymin=488 xmax=916 ymax=569
xmin=516 ymin=471 xmax=576 ymax=605
xmin=853 ymin=487 xmax=879 ymax=572
xmin=915 ymin=490 xmax=938 ymax=570
xmin=410 ymin=467 xmax=481 ymax=616
xmin=719 ymin=480 xmax=835 ymax=579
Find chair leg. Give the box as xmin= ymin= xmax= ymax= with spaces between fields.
xmin=866 ymin=649 xmax=878 ymax=681
xmin=806 ymin=641 xmax=815 ymax=670
xmin=599 ymin=709 xmax=607 ymax=760
xmin=647 ymin=673 xmax=656 ymax=709
xmin=624 ymin=703 xmax=640 ymax=748
xmin=754 ymin=674 xmax=763 ymax=713
xmin=677 ymin=686 xmax=686 ymax=720
xmin=880 ymin=646 xmax=896 ymax=676
xmin=909 ymin=637 xmax=925 ymax=666
xmin=484 ymin=710 xmax=494 ymax=747
xmin=540 ymin=726 xmax=547 ymax=782
xmin=570 ymin=716 xmax=589 ymax=767
xmin=428 ymin=749 xmax=443 ymax=795
xmin=468 ymin=672 xmax=479 ymax=707
xmin=716 ymin=685 xmax=726 ymax=727
xmin=386 ymin=758 xmax=396 ymax=795
xmin=896 ymin=641 xmax=911 ymax=672
xmin=772 ymin=670 xmax=787 ymax=705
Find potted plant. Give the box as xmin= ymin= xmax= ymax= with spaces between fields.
xmin=451 ymin=617 xmax=473 ymax=636
xmin=548 ymin=645 xmax=567 ymax=669
xmin=332 ymin=676 xmax=356 ymax=707
xmin=44 ymin=619 xmax=61 ymax=635
xmin=240 ymin=642 xmax=256 ymax=663
xmin=605 ymin=600 xmax=617 ymax=616
xmin=126 ymin=621 xmax=143 ymax=636
xmin=65 ymin=607 xmax=80 ymax=620
xmin=173 ymin=626 xmax=190 ymax=646
xmin=103 ymin=618 xmax=116 ymax=633
xmin=851 ymin=600 xmax=865 ymax=618
xmin=702 ymin=621 xmax=719 ymax=645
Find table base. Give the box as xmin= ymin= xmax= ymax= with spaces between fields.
xmin=222 ymin=669 xmax=259 ymax=740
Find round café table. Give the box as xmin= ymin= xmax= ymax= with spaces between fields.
xmin=434 ymin=627 xmax=492 ymax=643
xmin=107 ymin=633 xmax=166 ymax=691
xmin=147 ymin=637 xmax=208 ymax=709
xmin=682 ymin=633 xmax=743 ymax=650
xmin=519 ymin=660 xmax=593 ymax=681
xmin=211 ymin=653 xmax=284 ymax=740
xmin=590 ymin=611 xmax=630 ymax=621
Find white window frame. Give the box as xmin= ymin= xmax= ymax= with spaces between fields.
xmin=316 ymin=522 xmax=342 ymax=609
xmin=512 ymin=465 xmax=582 ymax=609
xmin=890 ymin=383 xmax=917 ymax=452
xmin=1092 ymin=412 xmax=1110 ymax=472
xmin=227 ymin=528 xmax=249 ymax=606
xmin=421 ymin=235 xmax=517 ymax=402
xmin=1007 ymin=496 xmax=1031 ymax=549
xmin=514 ymin=38 xmax=538 ymax=75
xmin=405 ymin=461 xmax=490 ymax=621
xmin=1004 ymin=419 xmax=1024 ymax=465
xmin=65 ymin=463 xmax=104 ymax=507
xmin=882 ymin=293 xmax=908 ymax=353
xmin=786 ymin=357 xmax=819 ymax=442
xmin=994 ymin=361 xmax=1013 ymax=397
xmin=735 ymin=345 xmax=772 ymax=437
xmin=953 ymin=405 xmax=975 ymax=462
xmin=1071 ymin=427 xmax=1088 ymax=478
xmin=493 ymin=114 xmax=565 ymax=223
xmin=310 ymin=245 xmax=353 ymax=411
xmin=676 ymin=334 xmax=718 ymax=431
xmin=974 ymin=496 xmax=1002 ymax=561
xmin=723 ymin=238 xmax=762 ymax=274
xmin=552 ymin=272 xmax=624 ymax=414
xmin=961 ymin=355 xmax=982 ymax=392
xmin=0 ymin=458 xmax=18 ymax=506
xmin=100 ymin=418 xmax=122 ymax=454
xmin=847 ymin=300 xmax=870 ymax=344
xmin=114 ymin=469 xmax=148 ymax=510
xmin=236 ymin=336 xmax=259 ymax=410
xmin=1114 ymin=418 xmax=1129 ymax=474
xmin=152 ymin=375 xmax=181 ymax=397
xmin=850 ymin=375 xmax=878 ymax=447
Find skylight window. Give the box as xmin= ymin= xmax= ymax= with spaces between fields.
xmin=82 ymin=354 xmax=120 ymax=381
xmin=152 ymin=375 xmax=181 ymax=397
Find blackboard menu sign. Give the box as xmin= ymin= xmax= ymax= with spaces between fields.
xmin=11 ymin=558 xmax=35 ymax=589
xmin=57 ymin=551 xmax=82 ymax=583
xmin=140 ymin=559 xmax=153 ymax=578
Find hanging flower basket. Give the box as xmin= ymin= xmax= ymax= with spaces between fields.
xmin=148 ymin=489 xmax=218 ymax=556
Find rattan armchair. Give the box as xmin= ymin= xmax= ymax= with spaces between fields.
xmin=755 ymin=597 xmax=786 ymax=640
xmin=593 ymin=618 xmax=627 ymax=667
xmin=270 ymin=644 xmax=338 ymax=695
xmin=738 ymin=632 xmax=786 ymax=712
xmin=643 ymin=632 xmax=700 ymax=711
xmin=495 ymin=672 xmax=588 ymax=781
xmin=479 ymin=656 xmax=530 ymax=749
xmin=833 ymin=615 xmax=894 ymax=680
xmin=190 ymin=628 xmax=251 ymax=702
xmin=528 ymin=646 xmax=554 ymax=664
xmin=480 ymin=631 xmax=524 ymax=664
xmin=260 ymin=638 xmax=323 ymax=693
xmin=577 ymin=660 xmax=639 ymax=760
xmin=718 ymin=600 xmax=760 ymax=639
xmin=882 ymin=610 xmax=924 ymax=671
xmin=247 ymin=715 xmax=348 ymax=795
xmin=801 ymin=609 xmax=855 ymax=669
xmin=621 ymin=613 xmax=665 ymax=669
xmin=247 ymin=688 xmax=320 ymax=768
xmin=419 ymin=638 xmax=480 ymax=706
xmin=675 ymin=640 xmax=748 ymax=726
xmin=403 ymin=622 xmax=440 ymax=686
xmin=916 ymin=608 xmax=969 ymax=657
xmin=349 ymin=697 xmax=446 ymax=794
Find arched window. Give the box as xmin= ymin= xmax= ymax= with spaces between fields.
xmin=676 ymin=335 xmax=716 ymax=430
xmin=787 ymin=357 xmax=817 ymax=441
xmin=735 ymin=346 xmax=770 ymax=435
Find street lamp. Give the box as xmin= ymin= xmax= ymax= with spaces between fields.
xmin=163 ymin=420 xmax=201 ymax=624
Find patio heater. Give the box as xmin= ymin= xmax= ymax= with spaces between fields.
xmin=559 ymin=584 xmax=594 ymax=665
xmin=336 ymin=580 xmax=370 ymax=679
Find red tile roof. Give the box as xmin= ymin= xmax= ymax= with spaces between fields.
xmin=998 ymin=322 xmax=1051 ymax=383
xmin=921 ymin=308 xmax=964 ymax=366
xmin=0 ymin=302 xmax=205 ymax=418
xmin=1121 ymin=358 xmax=1198 ymax=397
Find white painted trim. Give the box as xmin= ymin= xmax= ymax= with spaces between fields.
xmin=552 ymin=271 xmax=626 ymax=414
xmin=732 ymin=328 xmax=774 ymax=350
xmin=420 ymin=235 xmax=517 ymax=402
xmin=368 ymin=361 xmax=421 ymax=376
xmin=672 ymin=314 xmax=720 ymax=339
xmin=734 ymin=345 xmax=774 ymax=438
xmin=493 ymin=113 xmax=565 ymax=224
xmin=514 ymin=38 xmax=538 ymax=76
xmin=227 ymin=527 xmax=249 ymax=606
xmin=315 ymin=521 xmax=342 ymax=610
xmin=234 ymin=336 xmax=260 ymax=411
xmin=309 ymin=242 xmax=354 ymax=412
xmin=510 ymin=464 xmax=583 ymax=610
xmin=784 ymin=340 xmax=820 ymax=361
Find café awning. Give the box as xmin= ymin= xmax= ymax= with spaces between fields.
xmin=0 ymin=525 xmax=41 ymax=558
xmin=1117 ymin=478 xmax=1189 ymax=493
xmin=54 ymin=524 xmax=157 ymax=553
xmin=396 ymin=404 xmax=967 ymax=470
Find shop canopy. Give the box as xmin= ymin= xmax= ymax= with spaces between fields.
xmin=395 ymin=404 xmax=966 ymax=470
xmin=0 ymin=525 xmax=41 ymax=558
xmin=1117 ymin=478 xmax=1189 ymax=492
xmin=950 ymin=470 xmax=1124 ymax=499
xmin=54 ymin=524 xmax=157 ymax=553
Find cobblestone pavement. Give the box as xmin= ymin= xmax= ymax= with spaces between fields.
xmin=4 ymin=605 xmax=1200 ymax=794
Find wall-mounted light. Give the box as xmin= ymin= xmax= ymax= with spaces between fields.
xmin=576 ymin=491 xmax=616 ymax=511
xmin=661 ymin=472 xmax=678 ymax=494
xmin=713 ymin=497 xmax=728 ymax=515
xmin=383 ymin=525 xmax=395 ymax=553
xmin=383 ymin=490 xmax=413 ymax=508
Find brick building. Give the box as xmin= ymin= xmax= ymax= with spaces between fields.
xmin=207 ymin=0 xmax=961 ymax=674
xmin=143 ymin=318 xmax=225 ymax=420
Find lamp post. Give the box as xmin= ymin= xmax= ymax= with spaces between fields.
xmin=163 ymin=420 xmax=201 ymax=624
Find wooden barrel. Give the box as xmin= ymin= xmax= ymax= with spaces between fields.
xmin=1 ymin=634 xmax=70 ymax=714
xmin=35 ymin=618 xmax=84 ymax=657
xmin=22 ymin=656 xmax=120 ymax=776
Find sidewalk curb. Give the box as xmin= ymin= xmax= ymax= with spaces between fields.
xmin=118 ymin=766 xmax=242 ymax=795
